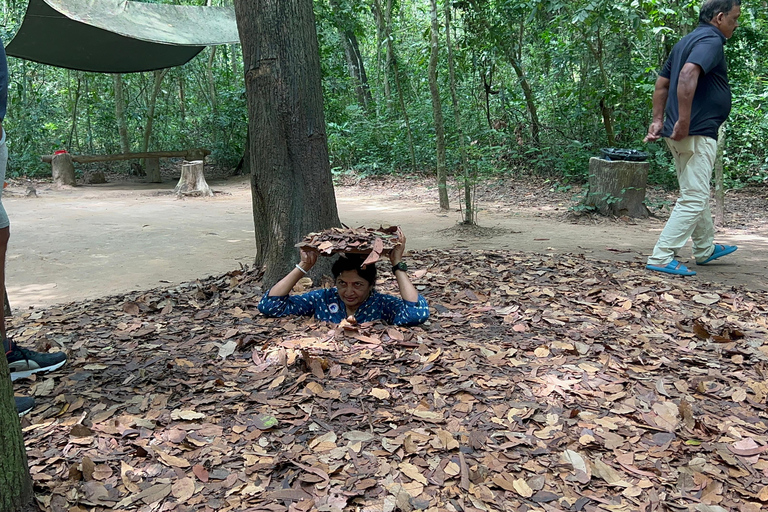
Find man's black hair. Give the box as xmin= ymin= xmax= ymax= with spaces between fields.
xmin=699 ymin=0 xmax=741 ymax=23
xmin=331 ymin=254 xmax=377 ymax=285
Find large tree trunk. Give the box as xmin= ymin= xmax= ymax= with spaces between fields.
xmin=235 ymin=0 xmax=341 ymax=285
xmin=0 ymin=358 xmax=34 ymax=512
xmin=445 ymin=1 xmax=473 ymax=225
xmin=428 ymin=0 xmax=449 ymax=211
xmin=113 ymin=74 xmax=131 ymax=154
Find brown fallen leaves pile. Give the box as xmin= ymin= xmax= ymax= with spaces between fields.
xmin=296 ymin=227 xmax=401 ymax=266
xmin=11 ymin=249 xmax=768 ymax=512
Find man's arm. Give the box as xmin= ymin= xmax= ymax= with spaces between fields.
xmin=670 ymin=62 xmax=702 ymax=141
xmin=644 ymin=75 xmax=670 ymax=142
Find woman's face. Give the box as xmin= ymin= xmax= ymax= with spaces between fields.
xmin=336 ymin=270 xmax=372 ymax=311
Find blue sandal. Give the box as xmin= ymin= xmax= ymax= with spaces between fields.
xmin=696 ymin=244 xmax=737 ymax=265
xmin=646 ymin=260 xmax=696 ymax=276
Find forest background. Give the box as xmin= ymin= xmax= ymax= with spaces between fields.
xmin=2 ymin=0 xmax=767 ymax=193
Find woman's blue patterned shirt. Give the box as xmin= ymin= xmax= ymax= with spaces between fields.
xmin=258 ymin=288 xmax=430 ymax=326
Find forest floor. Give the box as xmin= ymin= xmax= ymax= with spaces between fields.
xmin=4 ymin=169 xmax=768 ymax=512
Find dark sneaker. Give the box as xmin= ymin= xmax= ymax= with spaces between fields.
xmin=5 ymin=340 xmax=68 ymax=382
xmin=15 ymin=396 xmax=35 ymax=417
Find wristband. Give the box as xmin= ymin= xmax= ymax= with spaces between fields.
xmin=295 ymin=264 xmax=308 ymax=275
xmin=392 ymin=261 xmax=408 ymax=273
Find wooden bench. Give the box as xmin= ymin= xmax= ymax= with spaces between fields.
xmin=40 ymin=149 xmax=211 ymax=186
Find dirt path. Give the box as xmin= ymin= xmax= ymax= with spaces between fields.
xmin=4 ymin=176 xmax=766 ymax=310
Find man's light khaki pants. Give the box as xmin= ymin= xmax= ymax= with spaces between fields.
xmin=647 ymin=135 xmax=716 ymax=266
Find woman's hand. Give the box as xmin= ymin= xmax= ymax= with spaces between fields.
xmin=268 ymin=247 xmax=318 ymax=297
xmin=299 ymin=247 xmax=318 ymax=271
xmin=390 ymin=230 xmax=406 ymax=265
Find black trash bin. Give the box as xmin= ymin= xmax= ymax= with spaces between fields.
xmin=599 ymin=148 xmax=649 ymax=162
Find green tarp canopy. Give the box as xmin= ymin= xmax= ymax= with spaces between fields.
xmin=5 ymin=0 xmax=239 ymax=73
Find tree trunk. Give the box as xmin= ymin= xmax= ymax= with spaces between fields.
xmin=145 ymin=158 xmax=161 ymax=183
xmin=52 ymin=152 xmax=77 ymax=187
xmin=372 ymin=0 xmax=390 ymax=107
xmin=428 ymin=0 xmax=448 ymax=210
xmin=586 ymin=157 xmax=650 ymax=218
xmin=113 ymin=74 xmax=131 ymax=154
xmin=235 ymin=0 xmax=341 ymax=285
xmin=383 ymin=0 xmax=394 ymax=106
xmin=0 ymin=357 xmax=34 ymax=512
xmin=207 ymin=46 xmax=218 ymax=113
xmin=344 ymin=33 xmax=372 ymax=111
xmin=509 ymin=57 xmax=540 ymax=146
xmin=229 ymin=44 xmax=240 ymax=78
xmin=141 ymin=69 xmax=169 ymax=156
xmin=67 ymin=72 xmax=82 ymax=150
xmin=392 ymin=63 xmax=416 ymax=171
xmin=174 ymin=161 xmax=213 ymax=196
xmin=586 ymin=35 xmax=616 ymax=147
xmin=329 ymin=0 xmax=372 ymax=111
xmin=85 ymin=75 xmax=94 ymax=153
xmin=384 ymin=2 xmax=416 ymax=172
xmin=714 ymin=124 xmax=726 ymax=227
xmin=178 ymin=70 xmax=186 ymax=124
xmin=444 ymin=1 xmax=473 ymax=225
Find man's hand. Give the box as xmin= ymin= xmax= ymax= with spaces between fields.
xmin=670 ymin=119 xmax=690 ymax=141
xmin=644 ymin=120 xmax=663 ymax=143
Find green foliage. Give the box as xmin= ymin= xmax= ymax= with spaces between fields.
xmin=3 ymin=0 xmax=767 ymax=190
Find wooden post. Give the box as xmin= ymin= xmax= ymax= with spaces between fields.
xmin=585 ymin=157 xmax=650 ymax=218
xmin=174 ymin=160 xmax=213 ymax=197
xmin=51 ymin=152 xmax=76 ymax=187
xmin=145 ymin=158 xmax=161 ymax=183
xmin=714 ymin=124 xmax=726 ymax=227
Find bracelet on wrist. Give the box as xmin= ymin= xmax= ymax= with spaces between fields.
xmin=295 ymin=263 xmax=308 ymax=275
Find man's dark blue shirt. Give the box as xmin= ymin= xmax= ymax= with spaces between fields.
xmin=660 ymin=22 xmax=731 ymax=140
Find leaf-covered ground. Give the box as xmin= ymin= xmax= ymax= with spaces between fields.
xmin=12 ymin=249 xmax=768 ymax=512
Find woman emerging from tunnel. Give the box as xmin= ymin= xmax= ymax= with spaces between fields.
xmin=257 ymin=233 xmax=429 ymax=326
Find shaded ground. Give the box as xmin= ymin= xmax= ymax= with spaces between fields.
xmin=5 ymin=170 xmax=768 ymax=511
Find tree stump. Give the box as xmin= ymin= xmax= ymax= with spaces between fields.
xmin=51 ymin=152 xmax=76 ymax=187
xmin=174 ymin=160 xmax=213 ymax=197
xmin=585 ymin=157 xmax=650 ymax=218
xmin=145 ymin=157 xmax=161 ymax=183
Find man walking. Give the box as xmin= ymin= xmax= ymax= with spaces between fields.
xmin=644 ymin=0 xmax=741 ymax=276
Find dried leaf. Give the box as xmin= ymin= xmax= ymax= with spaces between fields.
xmin=172 ymin=477 xmax=196 ymax=502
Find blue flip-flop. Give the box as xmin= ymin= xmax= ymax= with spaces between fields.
xmin=646 ymin=260 xmax=696 ymax=276
xmin=696 ymin=244 xmax=738 ymax=265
